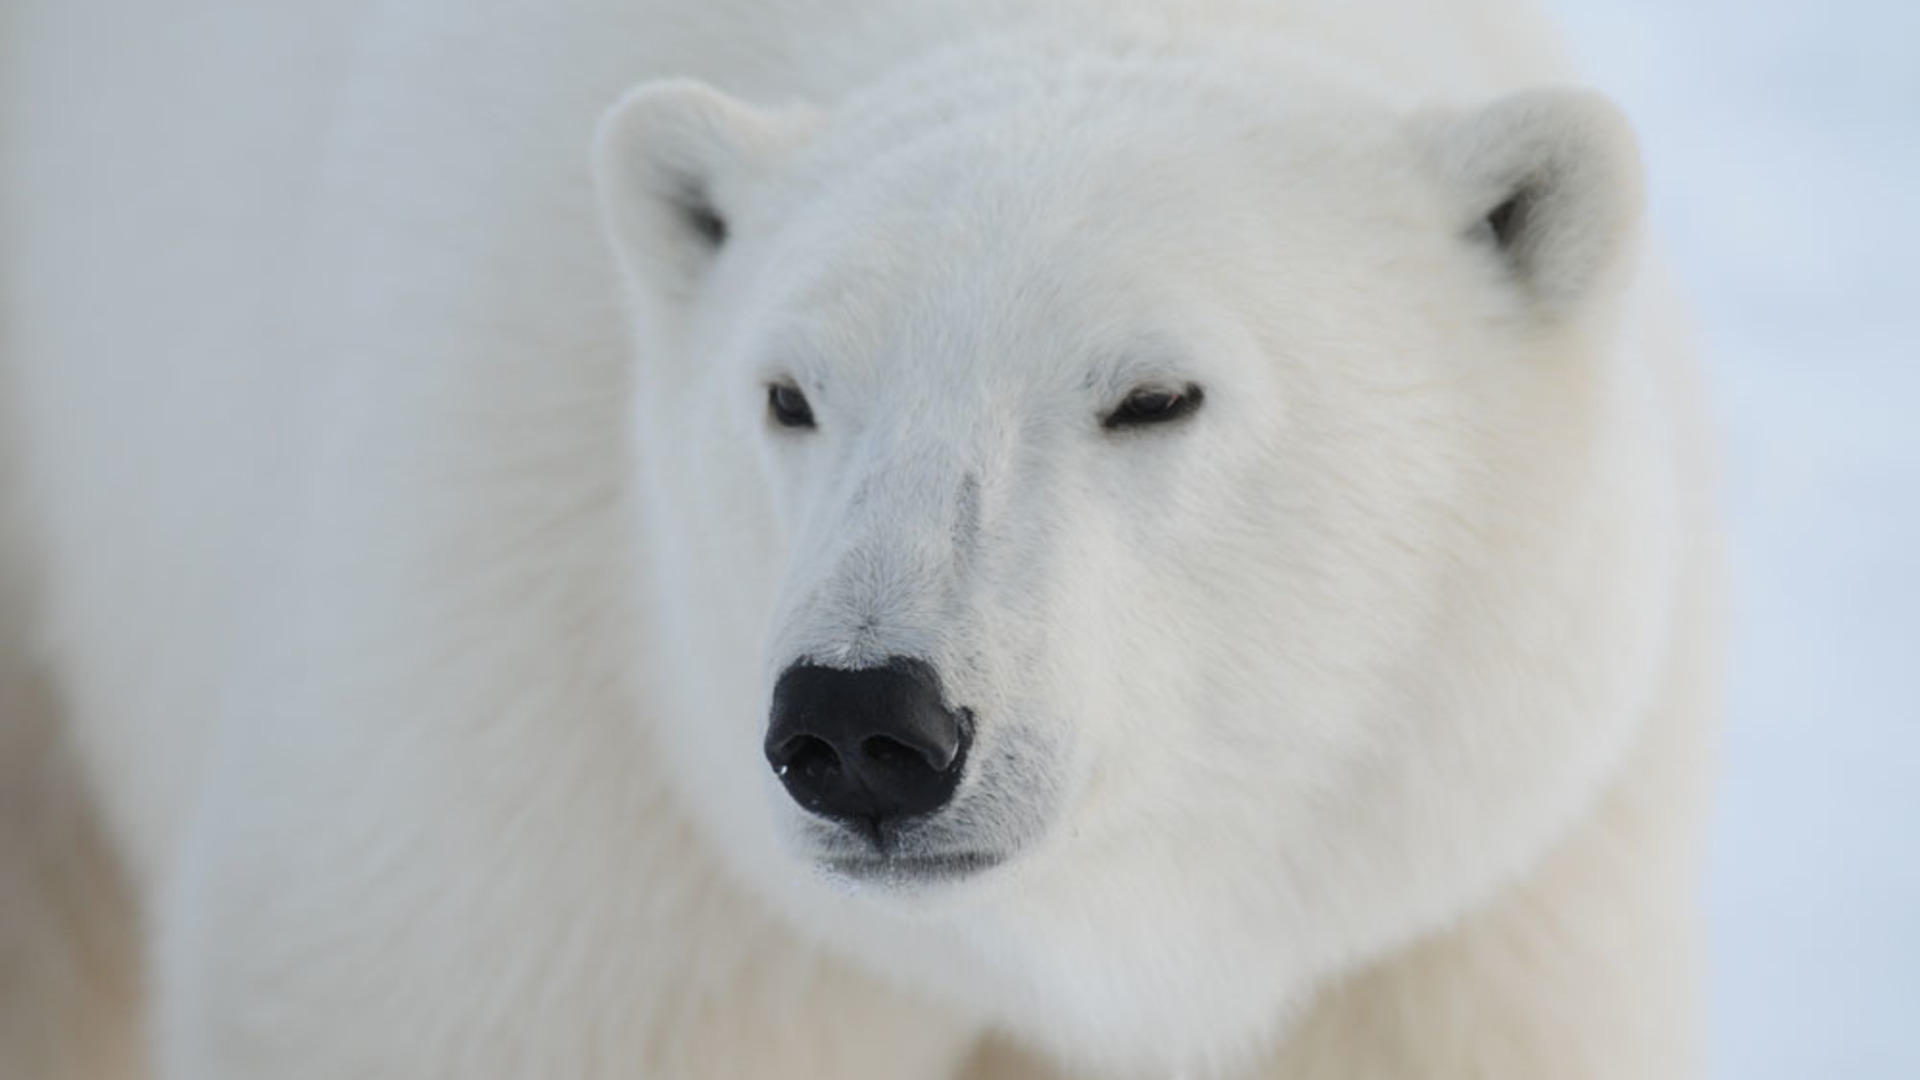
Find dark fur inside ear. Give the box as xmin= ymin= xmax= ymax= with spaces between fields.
xmin=1483 ymin=182 xmax=1533 ymax=251
xmin=1475 ymin=172 xmax=1561 ymax=283
xmin=672 ymin=178 xmax=727 ymax=247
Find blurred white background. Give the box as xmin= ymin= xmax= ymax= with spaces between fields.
xmin=1551 ymin=2 xmax=1920 ymax=1076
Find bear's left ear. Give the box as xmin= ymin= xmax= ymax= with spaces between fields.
xmin=593 ymin=79 xmax=819 ymax=305
xmin=1416 ymin=88 xmax=1646 ymax=320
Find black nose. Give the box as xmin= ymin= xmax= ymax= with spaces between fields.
xmin=765 ymin=658 xmax=971 ymax=831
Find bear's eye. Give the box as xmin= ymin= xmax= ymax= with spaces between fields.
xmin=767 ymin=382 xmax=816 ymax=430
xmin=1102 ymin=383 xmax=1204 ymax=431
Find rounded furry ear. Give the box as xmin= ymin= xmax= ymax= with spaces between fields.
xmin=1418 ymin=88 xmax=1646 ymax=319
xmin=592 ymin=80 xmax=818 ymax=302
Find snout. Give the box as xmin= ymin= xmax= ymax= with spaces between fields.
xmin=765 ymin=658 xmax=971 ymax=836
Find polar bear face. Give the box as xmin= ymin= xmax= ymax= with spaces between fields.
xmin=596 ymin=44 xmax=1670 ymax=1071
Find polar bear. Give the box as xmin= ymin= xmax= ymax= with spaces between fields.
xmin=0 ymin=0 xmax=1717 ymax=1077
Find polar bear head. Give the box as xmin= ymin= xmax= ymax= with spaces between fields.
xmin=594 ymin=37 xmax=1672 ymax=1074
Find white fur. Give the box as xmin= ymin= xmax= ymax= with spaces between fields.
xmin=0 ymin=1 xmax=1717 ymax=1078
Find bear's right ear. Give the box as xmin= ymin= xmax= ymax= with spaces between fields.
xmin=592 ymin=80 xmax=818 ymax=303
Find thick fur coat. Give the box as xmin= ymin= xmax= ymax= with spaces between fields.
xmin=0 ymin=1 xmax=1717 ymax=1077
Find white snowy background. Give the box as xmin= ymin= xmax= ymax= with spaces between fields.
xmin=1549 ymin=2 xmax=1920 ymax=1076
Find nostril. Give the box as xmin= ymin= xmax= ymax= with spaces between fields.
xmin=860 ymin=734 xmax=935 ymax=773
xmin=774 ymin=735 xmax=842 ymax=783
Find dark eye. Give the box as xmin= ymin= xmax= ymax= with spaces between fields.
xmin=1103 ymin=383 xmax=1204 ymax=430
xmin=768 ymin=382 xmax=816 ymax=429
